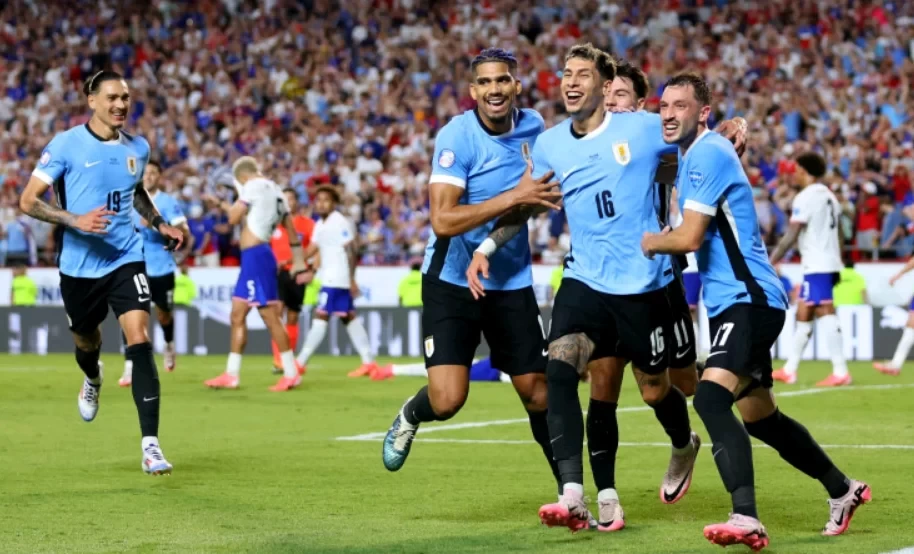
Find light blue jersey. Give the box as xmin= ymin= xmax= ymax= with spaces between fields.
xmin=422 ymin=108 xmax=543 ymax=290
xmin=138 ymin=191 xmax=186 ymax=277
xmin=33 ymin=124 xmax=150 ymax=279
xmin=531 ymin=111 xmax=676 ymax=295
xmin=675 ymin=130 xmax=788 ymax=317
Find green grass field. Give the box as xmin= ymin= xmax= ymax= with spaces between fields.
xmin=2 ymin=355 xmax=913 ymax=554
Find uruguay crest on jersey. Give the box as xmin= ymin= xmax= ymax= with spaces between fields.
xmin=612 ymin=141 xmax=631 ymax=165
xmin=127 ymin=156 xmax=137 ymax=175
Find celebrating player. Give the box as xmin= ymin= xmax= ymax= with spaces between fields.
xmin=642 ymin=73 xmax=870 ymax=550
xmin=380 ymin=49 xmax=570 ymax=504
xmin=769 ymin=153 xmax=850 ymax=387
xmin=119 ymin=160 xmax=192 ymax=386
xmin=20 ymin=70 xmax=184 ymax=474
xmin=203 ymin=157 xmax=307 ymax=391
xmin=294 ymin=186 xmax=376 ymax=376
xmin=270 ymin=187 xmax=315 ymax=373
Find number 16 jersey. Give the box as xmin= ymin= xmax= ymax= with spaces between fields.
xmin=530 ymin=111 xmax=677 ymax=295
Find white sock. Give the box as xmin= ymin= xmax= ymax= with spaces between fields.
xmin=141 ymin=436 xmax=159 ymax=450
xmin=122 ymin=360 xmax=133 ymax=379
xmin=597 ymin=488 xmax=619 ymax=503
xmin=819 ymin=314 xmax=848 ymax=378
xmin=784 ymin=320 xmax=812 ymax=374
xmin=891 ymin=327 xmax=914 ymax=369
xmin=346 ymin=318 xmax=373 ymax=364
xmin=280 ymin=350 xmax=298 ymax=379
xmin=392 ymin=363 xmax=427 ymax=377
xmin=226 ymin=352 xmax=242 ymax=377
xmin=563 ymin=483 xmax=584 ymax=497
xmin=297 ymin=319 xmax=327 ymax=365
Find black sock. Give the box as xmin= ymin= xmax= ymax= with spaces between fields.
xmin=75 ymin=347 xmax=101 ymax=381
xmin=528 ymin=410 xmax=562 ymax=495
xmin=162 ymin=320 xmax=174 ymax=343
xmin=693 ymin=380 xmax=757 ymax=519
xmin=546 ymin=359 xmax=585 ymax=487
xmin=744 ymin=409 xmax=851 ymax=499
xmin=651 ymin=386 xmax=692 ymax=449
xmin=126 ymin=342 xmax=160 ymax=437
xmin=587 ymin=398 xmax=618 ymax=492
xmin=404 ymin=386 xmax=445 ymax=425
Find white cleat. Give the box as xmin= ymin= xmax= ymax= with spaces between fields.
xmin=77 ymin=363 xmax=104 ymax=422
xmin=164 ymin=343 xmax=176 ymax=372
xmin=142 ymin=443 xmax=173 ymax=475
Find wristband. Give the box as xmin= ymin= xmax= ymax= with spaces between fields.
xmin=475 ymin=238 xmax=497 ymax=257
xmin=151 ymin=215 xmax=165 ymax=230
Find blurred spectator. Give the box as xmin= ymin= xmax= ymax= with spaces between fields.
xmin=11 ymin=264 xmax=37 ymax=306
xmin=398 ymin=259 xmax=423 ymax=307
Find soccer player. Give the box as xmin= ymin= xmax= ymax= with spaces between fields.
xmin=379 ymin=49 xmax=568 ymax=505
xmin=770 ymin=153 xmax=850 ymax=387
xmin=20 ymin=70 xmax=184 ymax=474
xmin=119 ymin=160 xmax=192 ymax=386
xmin=873 ymin=260 xmax=914 ymax=375
xmin=371 ymin=357 xmax=511 ymax=383
xmin=270 ymin=187 xmax=314 ymax=373
xmin=203 ymin=157 xmax=308 ymax=391
xmin=468 ymin=50 xmax=731 ymax=532
xmin=294 ymin=186 xmax=376 ymax=375
xmin=641 ymin=73 xmax=870 ymax=550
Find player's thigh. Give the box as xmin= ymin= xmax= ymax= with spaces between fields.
xmin=481 ymin=286 xmax=547 ymax=377
xmin=608 ymin=288 xmax=673 ymax=375
xmin=588 ymin=356 xmax=626 ymax=403
xmin=548 ymin=278 xmax=616 ymax=362
xmin=421 ymin=276 xmax=481 ymax=371
xmin=666 ymin=280 xmax=697 ymax=369
xmin=706 ymin=304 xmax=786 ymax=400
xmin=148 ymin=273 xmax=175 ymax=314
xmin=59 ymin=273 xmax=109 ymax=337
xmin=106 ymin=262 xmax=153 ymax=344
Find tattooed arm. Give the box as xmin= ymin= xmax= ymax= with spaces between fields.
xmin=20 ymin=176 xmax=112 ymax=234
xmin=133 ymin=181 xmax=164 ymax=227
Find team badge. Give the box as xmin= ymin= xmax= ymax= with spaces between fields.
xmin=612 ymin=142 xmax=631 ymax=166
xmin=39 ymin=151 xmax=51 ymax=167
xmin=424 ymin=336 xmax=435 ymax=358
xmin=438 ymin=149 xmax=455 ymax=168
xmin=127 ymin=156 xmax=137 ymax=176
xmin=521 ymin=142 xmax=531 ymax=161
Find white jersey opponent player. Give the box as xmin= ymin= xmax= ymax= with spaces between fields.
xmin=295 ymin=186 xmax=376 ymax=374
xmin=203 ymin=157 xmax=308 ymax=391
xmin=770 ymin=152 xmax=850 ymax=387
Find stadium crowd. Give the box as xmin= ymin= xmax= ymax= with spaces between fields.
xmin=2 ymin=0 xmax=914 ymax=267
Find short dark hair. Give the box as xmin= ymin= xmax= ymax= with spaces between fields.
xmin=796 ymin=152 xmax=827 ymax=179
xmin=315 ymin=185 xmax=341 ymax=204
xmin=471 ymin=48 xmax=517 ymax=75
xmin=614 ymin=60 xmax=649 ymax=100
xmin=83 ymin=70 xmax=124 ymax=96
xmin=147 ymin=159 xmax=161 ymax=171
xmin=282 ymin=186 xmax=297 ymax=195
xmin=564 ymin=43 xmax=616 ymax=81
xmin=665 ymin=73 xmax=711 ymax=106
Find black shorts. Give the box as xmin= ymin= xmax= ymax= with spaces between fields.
xmin=706 ymin=304 xmax=786 ymax=395
xmin=550 ymin=278 xmax=674 ymax=375
xmin=147 ymin=273 xmax=175 ymax=313
xmin=59 ymin=262 xmax=151 ymax=335
xmin=277 ymin=268 xmax=306 ymax=312
xmin=421 ymin=275 xmax=547 ymax=376
xmin=666 ymin=278 xmax=697 ymax=368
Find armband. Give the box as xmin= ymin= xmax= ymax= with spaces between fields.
xmin=151 ymin=215 xmax=165 ymax=230
xmin=475 ymin=238 xmax=497 ymax=257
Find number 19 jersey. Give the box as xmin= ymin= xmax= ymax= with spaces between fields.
xmin=530 ymin=112 xmax=677 ymax=295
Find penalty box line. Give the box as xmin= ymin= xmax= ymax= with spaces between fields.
xmin=335 ymin=383 xmax=914 ymax=442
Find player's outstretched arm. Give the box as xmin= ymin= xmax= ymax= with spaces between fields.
xmin=641 ymin=210 xmax=711 ymax=257
xmin=768 ymin=222 xmax=802 ymax=265
xmin=20 ymin=176 xmax=114 ymax=234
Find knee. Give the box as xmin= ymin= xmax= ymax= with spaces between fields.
xmin=428 ymin=387 xmax=466 ymax=420
xmin=692 ymin=380 xmax=734 ymax=417
xmin=230 ymin=308 xmax=248 ymax=327
xmin=157 ymin=310 xmax=173 ymax=326
xmin=672 ymin=368 xmax=698 ymax=397
xmin=74 ymin=331 xmax=102 ymax=351
xmin=640 ymin=382 xmax=668 ymax=406
xmin=515 ymin=375 xmax=548 ymax=412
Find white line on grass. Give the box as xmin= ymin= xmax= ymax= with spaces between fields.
xmin=881 ymin=548 xmax=914 ymax=554
xmin=336 ymin=382 xmax=914 ymax=442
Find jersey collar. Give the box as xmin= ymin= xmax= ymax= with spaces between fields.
xmin=84 ymin=123 xmax=122 ymax=145
xmin=571 ymin=111 xmax=612 ymax=141
xmin=473 ymin=107 xmax=517 ymax=138
xmin=683 ymin=127 xmax=711 ymax=159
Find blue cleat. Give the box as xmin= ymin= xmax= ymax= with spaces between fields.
xmin=382 ymin=397 xmax=419 ymax=472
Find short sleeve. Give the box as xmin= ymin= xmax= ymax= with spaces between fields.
xmin=429 ymin=121 xmax=472 ymax=189
xmin=339 ymin=217 xmax=356 ymax=245
xmin=530 ymin=137 xmax=552 ymax=181
xmin=166 ymin=197 xmax=187 ymax=226
xmin=681 ymin=143 xmax=733 ymax=217
xmin=789 ymin=191 xmax=810 ymax=224
xmin=32 ymin=134 xmax=69 ymax=185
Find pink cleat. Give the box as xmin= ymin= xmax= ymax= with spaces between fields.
xmin=269 ymin=375 xmax=302 ymax=392
xmin=538 ymin=489 xmax=592 ymax=533
xmin=703 ymin=514 xmax=769 ymax=551
xmin=297 ymin=362 xmax=307 ymax=377
xmin=370 ymin=364 xmax=395 ymax=381
xmin=873 ymin=362 xmax=900 ymax=376
xmin=204 ymin=373 xmax=239 ymax=389
xmin=823 ymin=480 xmax=871 ymax=536
xmin=348 ymin=361 xmax=378 ymax=378
xmin=816 ymin=374 xmax=852 ymax=387
xmin=118 ymin=376 xmax=131 ymax=388
xmin=771 ymin=369 xmax=797 ymax=385
xmin=164 ymin=343 xmax=176 ymax=372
